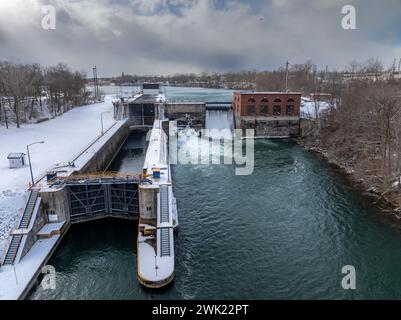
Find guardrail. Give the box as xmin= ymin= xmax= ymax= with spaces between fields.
xmin=49 ymin=171 xmax=141 ymax=185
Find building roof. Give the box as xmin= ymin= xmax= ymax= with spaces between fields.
xmin=7 ymin=153 xmax=26 ymax=159
xmin=235 ymin=91 xmax=302 ymax=95
xmin=142 ymin=83 xmax=161 ymax=90
xmin=129 ymin=93 xmax=165 ymax=104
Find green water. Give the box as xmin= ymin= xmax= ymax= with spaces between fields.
xmin=107 ymin=133 xmax=147 ymax=174
xmin=28 ymin=137 xmax=401 ymax=300
xmin=91 ymin=85 xmax=234 ymax=102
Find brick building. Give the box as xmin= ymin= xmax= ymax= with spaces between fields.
xmin=233 ymin=92 xmax=302 ymax=137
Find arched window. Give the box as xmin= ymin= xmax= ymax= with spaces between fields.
xmin=286 ymin=98 xmax=295 ymax=116
xmin=260 ymin=98 xmax=269 ymax=116
xmin=273 ymin=98 xmax=281 ymax=116
xmin=247 ymin=98 xmax=256 ymax=116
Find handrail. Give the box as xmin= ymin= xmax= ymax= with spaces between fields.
xmin=0 ymin=190 xmax=31 ymax=266
xmin=0 ymin=232 xmax=14 ymax=265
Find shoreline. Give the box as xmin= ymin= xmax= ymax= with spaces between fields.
xmin=294 ymin=137 xmax=401 ymax=220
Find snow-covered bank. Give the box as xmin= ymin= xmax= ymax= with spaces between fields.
xmin=0 ymin=96 xmax=116 ymax=255
xmin=300 ymin=98 xmax=331 ymax=119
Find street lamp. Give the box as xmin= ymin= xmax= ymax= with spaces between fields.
xmin=27 ymin=141 xmax=45 ymax=186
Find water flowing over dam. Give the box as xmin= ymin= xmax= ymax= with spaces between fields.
xmin=205 ymin=110 xmax=234 ymax=133
xmin=205 ymin=109 xmax=235 ymax=142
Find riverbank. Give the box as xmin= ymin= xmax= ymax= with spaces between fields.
xmin=296 ymin=136 xmax=401 ymax=219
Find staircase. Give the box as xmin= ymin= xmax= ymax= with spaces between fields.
xmin=160 ymin=228 xmax=171 ymax=257
xmin=2 ymin=191 xmax=39 ymax=265
xmin=19 ymin=191 xmax=39 ymax=229
xmin=160 ymin=186 xmax=169 ymax=224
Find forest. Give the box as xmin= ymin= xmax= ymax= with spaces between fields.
xmin=0 ymin=62 xmax=89 ymax=128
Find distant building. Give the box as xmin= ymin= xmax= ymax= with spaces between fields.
xmin=309 ymin=93 xmax=332 ymax=102
xmin=233 ymin=92 xmax=302 ymax=138
xmin=123 ymin=83 xmax=163 ymax=126
xmin=142 ymin=83 xmax=162 ymax=95
xmin=342 ymin=71 xmax=399 ymax=82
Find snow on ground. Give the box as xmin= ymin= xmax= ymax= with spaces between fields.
xmin=300 ymin=99 xmax=331 ymax=119
xmin=0 ymin=96 xmax=116 ymax=255
xmin=0 ymin=235 xmax=61 ymax=299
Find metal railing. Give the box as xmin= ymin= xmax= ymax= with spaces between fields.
xmin=1 ymin=190 xmax=39 ymax=266
xmin=0 ymin=191 xmax=29 ymax=265
xmin=49 ymin=171 xmax=140 ymax=185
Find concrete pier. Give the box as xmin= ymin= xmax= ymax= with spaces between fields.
xmin=137 ymin=120 xmax=178 ymax=288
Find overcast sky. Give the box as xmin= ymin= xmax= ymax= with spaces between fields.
xmin=0 ymin=0 xmax=400 ymax=77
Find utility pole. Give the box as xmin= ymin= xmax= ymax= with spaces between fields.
xmin=93 ymin=66 xmax=99 ymax=101
xmin=393 ymin=58 xmax=397 ymax=75
xmin=284 ymin=60 xmax=289 ymax=92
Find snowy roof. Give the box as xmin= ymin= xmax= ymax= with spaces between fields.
xmin=7 ymin=153 xmax=26 ymax=159
xmin=130 ymin=94 xmax=161 ymax=104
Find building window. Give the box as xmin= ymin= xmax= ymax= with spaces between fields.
xmin=286 ymin=99 xmax=295 ymax=116
xmin=273 ymin=98 xmax=281 ymax=116
xmin=260 ymin=98 xmax=268 ymax=116
xmin=247 ymin=98 xmax=256 ymax=116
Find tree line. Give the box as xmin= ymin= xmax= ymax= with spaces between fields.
xmin=110 ymin=58 xmax=391 ymax=93
xmin=296 ymin=59 xmax=401 ymax=203
xmin=0 ymin=61 xmax=89 ymax=128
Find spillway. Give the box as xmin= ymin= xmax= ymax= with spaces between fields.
xmin=205 ymin=110 xmax=234 ymax=136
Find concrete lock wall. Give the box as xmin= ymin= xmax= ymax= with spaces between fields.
xmin=139 ymin=186 xmax=158 ymax=220
xmin=80 ymin=122 xmax=130 ymax=174
xmin=165 ymin=103 xmax=205 ymax=128
xmin=20 ymin=122 xmax=130 ymax=256
xmin=20 ymin=186 xmax=70 ymax=259
xmin=40 ymin=187 xmax=71 ymax=224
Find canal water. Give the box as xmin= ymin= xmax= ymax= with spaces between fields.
xmin=29 ymin=88 xmax=401 ymax=300
xmin=107 ymin=133 xmax=147 ymax=174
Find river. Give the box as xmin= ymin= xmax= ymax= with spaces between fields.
xmin=28 ymin=87 xmax=401 ymax=300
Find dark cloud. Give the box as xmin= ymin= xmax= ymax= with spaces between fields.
xmin=0 ymin=0 xmax=400 ymax=76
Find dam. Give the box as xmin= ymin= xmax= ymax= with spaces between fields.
xmin=6 ymin=86 xmax=401 ymax=300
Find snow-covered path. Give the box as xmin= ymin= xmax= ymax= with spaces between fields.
xmin=0 ymin=96 xmax=116 ymax=254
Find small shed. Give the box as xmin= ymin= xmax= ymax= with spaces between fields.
xmin=7 ymin=153 xmax=26 ymax=169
